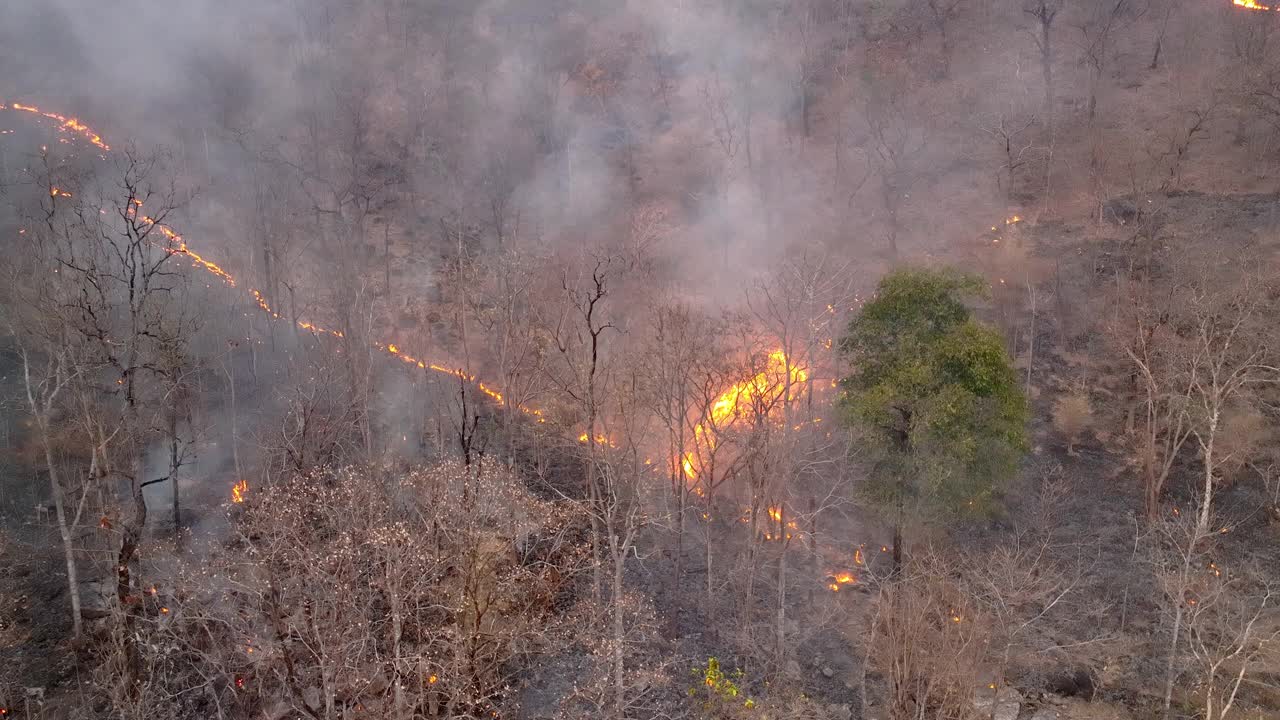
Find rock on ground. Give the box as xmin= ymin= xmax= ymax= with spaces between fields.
xmin=994 ymin=687 xmax=1024 ymax=720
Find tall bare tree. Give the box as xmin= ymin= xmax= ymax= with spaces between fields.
xmin=1024 ymin=0 xmax=1064 ymax=125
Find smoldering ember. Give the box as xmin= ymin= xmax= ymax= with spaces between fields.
xmin=2 ymin=2 xmax=1280 ymax=719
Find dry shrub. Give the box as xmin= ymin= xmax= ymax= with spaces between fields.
xmin=1213 ymin=404 xmax=1269 ymax=485
xmin=863 ymin=539 xmax=1078 ymax=720
xmin=556 ymin=590 xmax=677 ymax=720
xmin=1052 ymin=392 xmax=1094 ymax=454
xmin=868 ymin=551 xmax=990 ymax=720
xmin=94 ymin=461 xmax=582 ymax=720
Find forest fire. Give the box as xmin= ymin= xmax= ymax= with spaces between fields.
xmin=8 ymin=101 xmax=818 ymax=492
xmin=681 ymin=350 xmax=808 ymax=479
xmin=0 ymin=100 xmax=110 ymax=150
xmin=3 ymin=101 xmax=550 ymax=425
xmin=577 ymin=432 xmax=616 ymax=447
xmin=827 ymin=572 xmax=856 ymax=592
xmin=145 ymin=218 xmax=243 ymax=288
xmin=13 ymin=5 xmax=1280 ymax=717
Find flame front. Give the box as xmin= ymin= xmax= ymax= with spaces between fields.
xmin=9 ymin=103 xmax=979 ymax=608
xmin=682 ymin=350 xmax=808 ymax=479
xmin=1234 ymin=0 xmax=1273 ymax=9
xmin=827 ymin=571 xmax=856 ymax=592
xmin=577 ymin=432 xmax=615 ymax=447
xmin=0 ymin=100 xmax=110 ymax=150
xmin=2 ymin=101 xmax=548 ymax=424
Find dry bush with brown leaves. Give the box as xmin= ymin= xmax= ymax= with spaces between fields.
xmin=866 ymin=553 xmax=991 ymax=720
xmin=1052 ymin=392 xmax=1094 ymax=455
xmin=90 ymin=461 xmax=582 ymax=720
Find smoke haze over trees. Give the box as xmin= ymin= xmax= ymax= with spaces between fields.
xmin=2 ymin=0 xmax=1280 ymax=719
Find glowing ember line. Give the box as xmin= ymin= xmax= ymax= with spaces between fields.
xmin=0 ymin=100 xmax=110 ymax=150
xmin=140 ymin=215 xmax=240 ymax=287
xmin=1234 ymin=0 xmax=1273 ymax=10
xmin=5 ymin=102 xmax=542 ymax=422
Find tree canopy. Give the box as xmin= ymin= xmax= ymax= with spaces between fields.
xmin=839 ymin=268 xmax=1027 ymax=524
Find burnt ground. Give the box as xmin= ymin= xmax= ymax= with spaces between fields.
xmin=976 ymin=190 xmax=1280 ymax=715
xmin=0 ymin=523 xmax=81 ymax=715
xmin=6 ymin=194 xmax=1280 ymax=717
xmin=473 ymin=191 xmax=1280 ymax=720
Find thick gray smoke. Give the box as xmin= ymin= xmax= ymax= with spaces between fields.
xmin=0 ymin=0 xmax=1058 ymax=532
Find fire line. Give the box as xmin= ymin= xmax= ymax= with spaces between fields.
xmin=2 ymin=99 xmax=535 ymax=423
xmin=6 ymin=101 xmax=903 ymax=591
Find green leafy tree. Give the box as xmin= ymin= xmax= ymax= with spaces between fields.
xmin=838 ymin=268 xmax=1027 ymax=569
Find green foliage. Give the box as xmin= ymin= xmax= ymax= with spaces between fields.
xmin=839 ymin=267 xmax=1027 ymax=518
xmin=688 ymin=658 xmax=755 ymax=718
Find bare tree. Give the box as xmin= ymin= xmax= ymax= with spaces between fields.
xmin=863 ymin=88 xmax=928 ymax=262
xmin=155 ymin=308 xmax=200 ymax=533
xmin=1024 ymin=0 xmax=1064 ymax=124
xmin=641 ymin=301 xmax=722 ymax=597
xmin=980 ymin=113 xmax=1039 ymax=207
xmin=1181 ymin=563 xmax=1280 ymax=720
xmin=1110 ymin=274 xmax=1195 ymax=519
xmin=1127 ymin=268 xmax=1279 ymax=719
xmin=699 ymin=64 xmax=750 ymax=266
xmin=1146 ymin=99 xmax=1215 ymax=193
xmin=1148 ymin=0 xmax=1179 ymax=69
xmin=748 ymin=247 xmax=854 ymax=421
xmin=548 ymin=251 xmax=665 ymax=719
xmin=4 ymin=159 xmax=94 ymax=640
xmin=926 ymin=0 xmax=966 ymax=77
xmin=18 ymin=345 xmax=86 ymax=639
xmin=1075 ymin=0 xmax=1140 ymax=127
xmin=47 ymin=152 xmax=195 ymax=691
xmin=549 ymin=254 xmax=620 ymax=602
xmin=782 ymin=0 xmax=826 ymax=138
xmin=1181 ymin=275 xmax=1277 ymax=537
xmin=963 ymin=532 xmax=1082 ymax=713
xmin=470 ymin=245 xmax=551 ymax=466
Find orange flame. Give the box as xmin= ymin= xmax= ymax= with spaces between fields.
xmin=4 ymin=103 xmax=556 ymax=425
xmin=0 ymin=100 xmax=110 ymax=150
xmin=231 ymin=479 xmax=248 ymax=504
xmin=577 ymin=432 xmax=615 ymax=447
xmin=827 ymin=571 xmax=856 ymax=592
xmin=1234 ymin=0 xmax=1273 ymax=9
xmin=682 ymin=350 xmax=807 ymax=479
